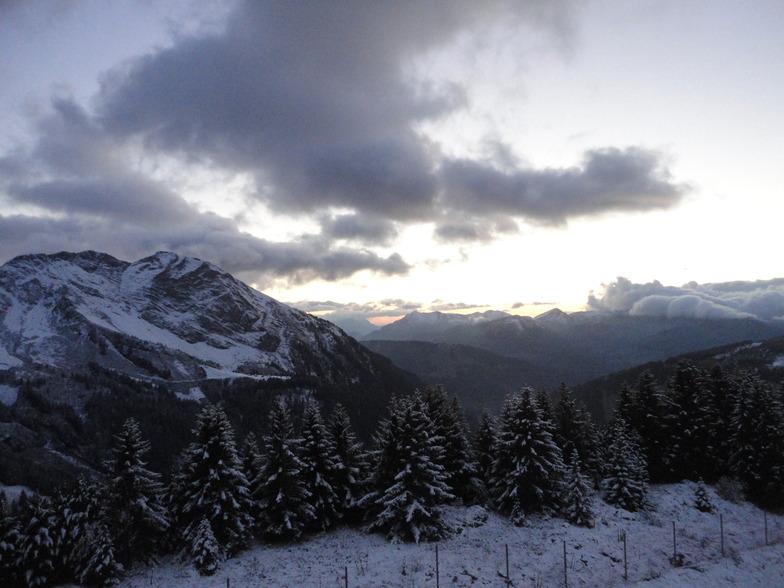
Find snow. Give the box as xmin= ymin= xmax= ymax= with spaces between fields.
xmin=175 ymin=387 xmax=206 ymax=401
xmin=116 ymin=482 xmax=784 ymax=587
xmin=770 ymin=354 xmax=784 ymax=368
xmin=0 ymin=345 xmax=22 ymax=368
xmin=0 ymin=384 xmax=18 ymax=405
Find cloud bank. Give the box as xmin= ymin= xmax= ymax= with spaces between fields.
xmin=0 ymin=0 xmax=688 ymax=285
xmin=588 ymin=277 xmax=784 ymax=322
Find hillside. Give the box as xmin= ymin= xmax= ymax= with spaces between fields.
xmin=575 ymin=335 xmax=784 ymax=422
xmin=0 ymin=251 xmax=419 ymax=492
xmin=116 ymin=482 xmax=784 ymax=587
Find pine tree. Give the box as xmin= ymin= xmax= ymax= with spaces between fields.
xmin=0 ymin=491 xmax=18 ymax=585
xmin=553 ymin=383 xmax=600 ymax=479
xmin=629 ymin=371 xmax=674 ymax=482
xmin=694 ymin=478 xmax=714 ymax=513
xmin=602 ymin=420 xmax=648 ymax=512
xmin=240 ymin=432 xmax=265 ymax=528
xmin=728 ymin=374 xmax=784 ymax=507
xmin=15 ymin=493 xmax=56 ymax=587
xmin=422 ymin=387 xmax=483 ymax=504
xmin=300 ymin=399 xmax=341 ymax=532
xmin=667 ymin=361 xmax=707 ymax=480
xmin=105 ymin=417 xmax=169 ymax=564
xmin=73 ymin=520 xmax=123 ymax=587
xmin=474 ymin=410 xmax=497 ymax=490
xmin=563 ymin=449 xmax=594 ymax=527
xmin=254 ymin=396 xmax=314 ymax=542
xmin=187 ymin=518 xmax=221 ymax=576
xmin=170 ymin=404 xmax=253 ymax=557
xmin=364 ymin=394 xmax=453 ymax=543
xmin=328 ymin=403 xmax=368 ymax=523
xmin=491 ymin=388 xmax=566 ymax=518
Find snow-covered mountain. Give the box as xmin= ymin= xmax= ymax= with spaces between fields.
xmin=0 ymin=250 xmax=387 ymax=383
xmin=0 ymin=250 xmax=418 ymax=493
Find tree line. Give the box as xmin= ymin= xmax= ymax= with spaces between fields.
xmin=0 ymin=360 xmax=782 ymax=586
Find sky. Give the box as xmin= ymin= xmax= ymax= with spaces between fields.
xmin=1 ymin=0 xmax=783 ymax=327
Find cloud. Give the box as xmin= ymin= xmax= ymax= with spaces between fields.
xmin=439 ymin=147 xmax=687 ymax=228
xmin=588 ymin=276 xmax=784 ymax=322
xmin=1 ymin=0 xmax=688 ymax=284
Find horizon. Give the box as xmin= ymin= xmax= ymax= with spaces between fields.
xmin=1 ymin=1 xmax=783 ymax=323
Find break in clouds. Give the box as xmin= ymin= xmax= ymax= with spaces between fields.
xmin=0 ymin=0 xmax=687 ymax=285
xmin=589 ymin=277 xmax=784 ymax=322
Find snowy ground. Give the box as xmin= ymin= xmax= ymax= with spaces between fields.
xmin=116 ymin=482 xmax=784 ymax=587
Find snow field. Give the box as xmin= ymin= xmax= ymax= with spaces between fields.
xmin=116 ymin=482 xmax=784 ymax=587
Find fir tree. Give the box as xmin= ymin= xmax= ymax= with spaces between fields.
xmin=422 ymin=387 xmax=484 ymax=504
xmin=170 ymin=404 xmax=253 ymax=557
xmin=363 ymin=394 xmax=453 ymax=543
xmin=629 ymin=371 xmax=675 ymax=482
xmin=300 ymin=399 xmax=341 ymax=532
xmin=15 ymin=493 xmax=56 ymax=587
xmin=254 ymin=396 xmax=314 ymax=542
xmin=187 ymin=518 xmax=221 ymax=576
xmin=328 ymin=403 xmax=368 ymax=523
xmin=553 ymin=383 xmax=600 ymax=479
xmin=0 ymin=491 xmax=18 ymax=585
xmin=73 ymin=520 xmax=123 ymax=587
xmin=240 ymin=432 xmax=265 ymax=528
xmin=105 ymin=417 xmax=169 ymax=564
xmin=491 ymin=388 xmax=566 ymax=518
xmin=694 ymin=478 xmax=714 ymax=513
xmin=602 ymin=420 xmax=648 ymax=512
xmin=474 ymin=410 xmax=497 ymax=490
xmin=563 ymin=449 xmax=594 ymax=527
xmin=667 ymin=361 xmax=708 ymax=480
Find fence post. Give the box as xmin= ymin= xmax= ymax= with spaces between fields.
xmin=563 ymin=540 xmax=568 ymax=588
xmin=720 ymin=514 xmax=725 ymax=557
xmin=505 ymin=543 xmax=510 ymax=580
xmin=672 ymin=521 xmax=677 ymax=560
xmin=765 ymin=511 xmax=769 ymax=546
xmin=345 ymin=565 xmax=348 ymax=588
xmin=623 ymin=531 xmax=628 ymax=581
xmin=436 ymin=544 xmax=440 ymax=588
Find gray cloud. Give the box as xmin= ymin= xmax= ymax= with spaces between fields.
xmin=439 ymin=147 xmax=687 ymax=228
xmin=1 ymin=0 xmax=688 ymax=283
xmin=588 ymin=276 xmax=784 ymax=322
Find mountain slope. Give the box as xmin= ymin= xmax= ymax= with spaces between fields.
xmin=0 ymin=250 xmax=419 ymax=492
xmin=363 ymin=309 xmax=784 ymax=386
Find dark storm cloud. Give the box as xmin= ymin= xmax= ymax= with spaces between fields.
xmin=588 ymin=277 xmax=784 ymax=322
xmin=439 ymin=148 xmax=687 ymax=228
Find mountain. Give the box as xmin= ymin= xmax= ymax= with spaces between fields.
xmin=574 ymin=335 xmax=784 ymax=422
xmin=362 ymin=340 xmax=552 ymax=421
xmin=363 ymin=309 xmax=784 ymax=387
xmin=0 ymin=251 xmax=419 ymax=492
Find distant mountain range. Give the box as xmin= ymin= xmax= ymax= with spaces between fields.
xmin=362 ymin=307 xmax=784 ymax=413
xmin=0 ymin=251 xmax=418 ymax=492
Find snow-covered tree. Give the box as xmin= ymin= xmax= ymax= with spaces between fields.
xmin=491 ymin=388 xmax=566 ymax=518
xmin=170 ymin=404 xmax=253 ymax=557
xmin=422 ymin=387 xmax=484 ymax=504
xmin=552 ymin=383 xmax=601 ymax=479
xmin=602 ymin=420 xmax=648 ymax=512
xmin=728 ymin=374 xmax=784 ymax=507
xmin=363 ymin=394 xmax=453 ymax=543
xmin=0 ymin=491 xmax=18 ymax=585
xmin=629 ymin=371 xmax=675 ymax=482
xmin=186 ymin=518 xmax=221 ymax=576
xmin=563 ymin=448 xmax=594 ymax=527
xmin=105 ymin=417 xmax=169 ymax=563
xmin=15 ymin=493 xmax=56 ymax=587
xmin=474 ymin=410 xmax=497 ymax=490
xmin=254 ymin=396 xmax=314 ymax=542
xmin=73 ymin=520 xmax=123 ymax=587
xmin=328 ymin=403 xmax=368 ymax=523
xmin=694 ymin=479 xmax=714 ymax=513
xmin=667 ymin=361 xmax=708 ymax=480
xmin=300 ymin=399 xmax=341 ymax=532
xmin=240 ymin=432 xmax=265 ymax=528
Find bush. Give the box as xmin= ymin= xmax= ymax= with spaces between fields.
xmin=715 ymin=476 xmax=744 ymax=503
